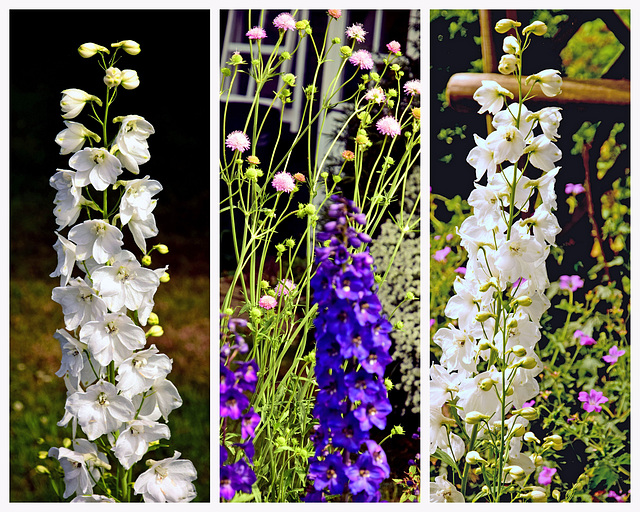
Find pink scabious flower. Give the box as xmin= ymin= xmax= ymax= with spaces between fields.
xmin=364 ymin=87 xmax=386 ymax=104
xmin=346 ymin=23 xmax=366 ymax=42
xmin=386 ymin=40 xmax=401 ymax=54
xmin=376 ymin=115 xmax=401 ymax=137
xmin=348 ymin=49 xmax=374 ymax=70
xmin=559 ymin=274 xmax=584 ymax=292
xmin=258 ymin=295 xmax=277 ymax=310
xmin=246 ymin=26 xmax=267 ymax=40
xmin=538 ymin=466 xmax=557 ymax=486
xmin=603 ymin=345 xmax=626 ymax=364
xmin=273 ymin=12 xmax=296 ymax=31
xmin=565 ymin=183 xmax=585 ymax=195
xmin=433 ymin=246 xmax=451 ymax=262
xmin=271 ymin=171 xmax=295 ymax=193
xmin=225 ymin=131 xmax=251 ymax=153
xmin=403 ymin=79 xmax=421 ymax=96
xmin=578 ymin=389 xmax=608 ymax=412
xmin=327 ymin=9 xmax=342 ymax=20
xmin=274 ymin=279 xmax=296 ymax=297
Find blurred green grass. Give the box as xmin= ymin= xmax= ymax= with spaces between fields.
xmin=10 ymin=275 xmax=210 ymax=502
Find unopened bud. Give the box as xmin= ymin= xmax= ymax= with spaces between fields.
xmin=524 ymin=432 xmax=540 ymax=444
xmin=531 ymin=454 xmax=544 ymax=466
xmin=141 ymin=255 xmax=152 ymax=266
xmin=512 ymin=423 xmax=526 ymax=437
xmin=478 ymin=341 xmax=496 ymax=351
xmin=495 ymin=18 xmax=521 ymax=34
xmin=523 ymin=21 xmax=548 ymax=36
xmin=479 ymin=277 xmax=499 ymax=292
xmin=510 ymin=295 xmax=533 ymax=308
xmin=475 ymin=311 xmax=494 ymax=322
xmin=552 ymin=489 xmax=561 ymax=501
xmin=111 ymin=39 xmax=141 ymax=55
xmin=507 ymin=465 xmax=525 ymax=479
xmin=394 ymin=321 xmax=404 ymax=330
xmin=520 ymin=356 xmax=538 ymax=369
xmin=154 ymin=244 xmax=169 ymax=254
xmin=465 ymin=411 xmax=490 ymax=425
xmin=340 ymin=46 xmax=352 ymax=57
xmin=35 ymin=465 xmax=50 ymax=475
xmin=405 ymin=291 xmax=415 ymax=301
xmin=511 ymin=345 xmax=527 ymax=357
xmin=78 ymin=42 xmax=110 ymax=58
xmin=466 ymin=451 xmax=486 ymax=464
xmin=147 ymin=312 xmax=160 ymax=325
xmin=146 ymin=325 xmax=164 ymax=337
xmin=160 ymin=272 xmax=170 ymax=283
xmin=479 ymin=378 xmax=494 ymax=391
xmin=517 ymin=407 xmax=539 ymax=420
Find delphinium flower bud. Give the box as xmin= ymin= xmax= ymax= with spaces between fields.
xmin=495 ymin=18 xmax=521 ymax=34
xmin=305 ymin=195 xmax=392 ymax=502
xmin=78 ymin=42 xmax=110 ymax=58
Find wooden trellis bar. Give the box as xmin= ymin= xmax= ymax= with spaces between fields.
xmin=446 ymin=72 xmax=630 ymax=113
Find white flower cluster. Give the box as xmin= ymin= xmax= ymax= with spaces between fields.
xmin=47 ymin=40 xmax=196 ymax=503
xmin=430 ymin=20 xmax=562 ymax=502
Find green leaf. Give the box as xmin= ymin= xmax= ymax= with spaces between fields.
xmin=433 ymin=447 xmax=459 ymax=469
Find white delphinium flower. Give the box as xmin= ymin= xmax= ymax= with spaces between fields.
xmin=133 ymin=451 xmax=197 ymax=503
xmin=429 ymin=364 xmax=461 ymax=409
xmin=77 ymin=42 xmax=110 ymax=59
xmin=526 ymin=69 xmax=562 ymax=97
xmin=524 ymin=134 xmax=562 ymax=172
xmin=52 ymin=277 xmax=108 ymax=330
xmin=502 ymin=35 xmax=520 ymax=54
xmin=104 ymin=67 xmax=122 ymax=88
xmin=486 ymin=125 xmax=526 ymax=164
xmin=60 ymin=88 xmax=102 ymax=119
xmin=114 ymin=419 xmax=171 ymax=469
xmin=128 ymin=203 xmax=159 ymax=253
xmin=505 ymin=437 xmax=536 ymax=483
xmin=433 ymin=324 xmax=480 ymax=377
xmin=65 ymin=379 xmax=135 ymax=440
xmin=487 ymin=166 xmax=532 ymax=212
xmin=113 ymin=115 xmax=155 ymax=174
xmin=79 ymin=312 xmax=147 ymax=367
xmin=69 ymin=147 xmax=123 ymax=191
xmin=430 ymin=474 xmax=465 ymax=503
xmin=466 ymin=133 xmax=497 ymax=181
xmin=444 ymin=276 xmax=491 ymax=331
xmin=525 ymin=167 xmax=560 ymax=211
xmin=111 ymin=39 xmax=141 ymax=55
xmin=55 ymin=121 xmax=101 ymax=155
xmin=473 ymin=80 xmax=514 ymax=115
xmin=50 ymin=233 xmax=76 ymax=286
xmin=120 ymin=69 xmax=140 ymax=90
xmin=467 ymin=184 xmax=504 ymax=231
xmin=494 ymin=236 xmax=546 ymax=287
xmin=68 ymin=219 xmax=124 ymax=264
xmin=493 ymin=103 xmax=536 ymax=143
xmin=519 ymin=207 xmax=561 ymax=246
xmin=48 ymin=439 xmax=110 ymax=499
xmin=498 ymin=54 xmax=518 ymax=75
xmin=92 ymin=250 xmax=160 ymax=313
xmin=456 ymin=369 xmax=505 ymax=419
xmin=53 ymin=329 xmax=86 ymax=382
xmin=527 ymin=107 xmax=562 ymax=141
xmin=119 ymin=175 xmax=162 ymax=224
xmin=430 ymin=404 xmax=465 ymax=459
xmin=116 ymin=344 xmax=172 ymax=398
xmin=50 ymin=170 xmax=83 ymax=229
xmin=71 ymin=495 xmax=117 ymax=503
xmin=134 ymin=378 xmax=183 ymax=422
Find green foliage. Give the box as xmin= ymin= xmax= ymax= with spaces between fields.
xmin=430 ymin=10 xmax=479 ymax=39
xmin=560 ymin=18 xmax=625 ymax=79
xmin=530 ymin=10 xmax=569 ymax=38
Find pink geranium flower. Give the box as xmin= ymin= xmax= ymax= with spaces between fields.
xmin=433 ymin=247 xmax=451 ymax=262
xmin=538 ymin=466 xmax=557 ymax=486
xmin=559 ymin=274 xmax=584 ymax=292
xmin=578 ymin=389 xmax=608 ymax=412
xmin=603 ymin=345 xmax=625 ymax=364
xmin=565 ymin=183 xmax=585 ymax=195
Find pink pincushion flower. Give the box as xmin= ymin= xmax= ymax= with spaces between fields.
xmin=433 ymin=247 xmax=451 ymax=262
xmin=603 ymin=345 xmax=625 ymax=364
xmin=349 ymin=50 xmax=374 ymax=70
xmin=403 ymin=79 xmax=421 ymax=96
xmin=578 ymin=389 xmax=608 ymax=412
xmin=271 ymin=171 xmax=295 ymax=193
xmin=376 ymin=115 xmax=401 ymax=137
xmin=246 ymin=26 xmax=267 ymax=40
xmin=258 ymin=295 xmax=277 ymax=310
xmin=538 ymin=466 xmax=557 ymax=486
xmin=327 ymin=10 xmax=342 ymax=20
xmin=274 ymin=279 xmax=296 ymax=297
xmin=364 ymin=87 xmax=386 ymax=104
xmin=386 ymin=41 xmax=401 ymax=54
xmin=346 ymin=23 xmax=366 ymax=42
xmin=225 ymin=131 xmax=251 ymax=153
xmin=273 ymin=13 xmax=296 ymax=31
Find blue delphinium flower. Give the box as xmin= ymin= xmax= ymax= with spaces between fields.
xmin=220 ymin=314 xmax=260 ymax=501
xmin=306 ymin=195 xmax=392 ymax=501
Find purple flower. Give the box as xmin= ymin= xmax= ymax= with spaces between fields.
xmin=353 ymin=398 xmax=392 ymax=431
xmin=241 ymin=408 xmax=261 ymax=439
xmin=345 ymin=452 xmax=387 ymax=496
xmin=578 ymin=389 xmax=609 ymax=412
xmin=538 ymin=466 xmax=557 ymax=485
xmin=608 ymin=490 xmax=628 ymax=502
xmin=433 ymin=246 xmax=451 ymax=262
xmin=220 ymin=387 xmax=250 ymax=420
xmin=220 ymin=459 xmax=256 ymax=500
xmin=309 ymin=453 xmax=348 ymax=493
xmin=559 ymin=274 xmax=584 ymax=292
xmin=603 ymin=345 xmax=626 ymax=364
xmin=522 ymin=399 xmax=535 ymax=408
xmin=565 ymin=183 xmax=585 ymax=195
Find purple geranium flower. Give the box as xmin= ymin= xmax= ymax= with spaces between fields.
xmin=578 ymin=389 xmax=609 ymax=412
xmin=538 ymin=466 xmax=557 ymax=485
xmin=603 ymin=345 xmax=625 ymax=364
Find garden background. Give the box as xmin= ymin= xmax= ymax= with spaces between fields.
xmin=8 ymin=9 xmax=211 ymax=501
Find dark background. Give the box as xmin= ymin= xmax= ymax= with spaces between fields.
xmin=10 ymin=9 xmax=210 ymax=279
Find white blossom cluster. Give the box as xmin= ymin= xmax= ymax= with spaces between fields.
xmin=47 ymin=40 xmax=196 ymax=503
xmin=430 ymin=19 xmax=562 ymax=502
